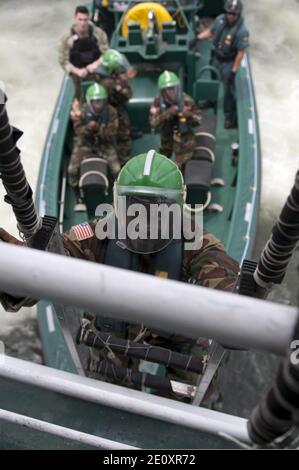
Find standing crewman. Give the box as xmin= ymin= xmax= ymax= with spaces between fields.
xmin=96 ymin=49 xmax=136 ymax=166
xmin=58 ymin=5 xmax=109 ymax=100
xmin=69 ymin=83 xmax=120 ymax=210
xmin=189 ymin=0 xmax=249 ymax=128
xmin=149 ymin=71 xmax=202 ymax=168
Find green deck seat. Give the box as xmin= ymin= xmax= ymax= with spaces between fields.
xmin=162 ymin=21 xmax=176 ymax=44
xmin=193 ymin=66 xmax=220 ymax=103
xmin=128 ymin=22 xmax=143 ymax=46
xmin=127 ymin=74 xmax=159 ymax=130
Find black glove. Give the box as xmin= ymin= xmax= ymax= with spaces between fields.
xmin=188 ymin=36 xmax=198 ymax=49
xmin=227 ymin=70 xmax=236 ymax=84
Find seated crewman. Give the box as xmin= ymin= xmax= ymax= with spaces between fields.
xmin=68 ymin=83 xmax=120 ymax=210
xmin=149 ymin=71 xmax=202 ymax=169
xmin=58 ymin=5 xmax=109 ymax=101
xmin=95 ymin=49 xmax=136 ymax=166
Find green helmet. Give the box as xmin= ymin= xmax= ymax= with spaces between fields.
xmin=114 ymin=150 xmax=186 ymax=254
xmin=114 ymin=150 xmax=186 ymax=207
xmin=102 ymin=49 xmax=124 ymax=74
xmin=85 ymin=83 xmax=107 ymax=107
xmin=158 ymin=71 xmax=180 ymax=90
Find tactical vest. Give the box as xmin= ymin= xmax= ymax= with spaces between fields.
xmin=213 ymin=16 xmax=244 ymax=62
xmin=95 ymin=236 xmax=183 ymax=336
xmin=69 ymin=25 xmax=101 ymax=68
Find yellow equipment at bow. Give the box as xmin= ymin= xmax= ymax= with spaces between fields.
xmin=121 ymin=2 xmax=173 ymax=37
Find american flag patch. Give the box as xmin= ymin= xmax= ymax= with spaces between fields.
xmin=71 ymin=223 xmax=94 ymax=241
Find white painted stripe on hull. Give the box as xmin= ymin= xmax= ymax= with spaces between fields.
xmin=46 ymin=305 xmax=55 ymax=333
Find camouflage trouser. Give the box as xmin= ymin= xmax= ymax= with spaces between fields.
xmin=71 ymin=73 xmax=101 ymax=102
xmin=115 ymin=105 xmax=132 ymax=165
xmin=68 ymin=141 xmax=120 ymax=188
xmin=160 ymin=129 xmax=196 ymax=169
xmin=160 ymin=130 xmax=173 ymax=158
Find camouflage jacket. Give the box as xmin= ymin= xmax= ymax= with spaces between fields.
xmin=0 ymin=222 xmax=239 ymax=313
xmin=99 ymin=73 xmax=133 ymax=107
xmin=71 ymin=102 xmax=118 ymax=144
xmin=62 ymin=220 xmax=239 ymax=292
xmin=58 ymin=24 xmax=108 ymax=73
xmin=149 ymin=93 xmax=202 ymax=131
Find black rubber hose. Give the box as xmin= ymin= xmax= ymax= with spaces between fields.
xmin=78 ymin=326 xmax=204 ymax=374
xmin=0 ymin=93 xmax=40 ymax=240
xmin=254 ymin=170 xmax=299 ymax=287
xmin=248 ymin=313 xmax=299 ymax=445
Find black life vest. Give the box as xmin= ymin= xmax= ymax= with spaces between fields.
xmin=213 ymin=15 xmax=244 ymax=61
xmin=105 ymin=237 xmax=183 ymax=280
xmin=95 ymin=236 xmax=183 ymax=336
xmin=69 ymin=25 xmax=101 ymax=68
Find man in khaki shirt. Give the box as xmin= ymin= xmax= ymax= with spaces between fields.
xmin=58 ymin=5 xmax=109 ymax=99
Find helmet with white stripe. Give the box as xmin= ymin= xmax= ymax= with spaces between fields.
xmin=114 ymin=150 xmax=186 ymax=207
xmin=113 ymin=150 xmax=186 ymax=254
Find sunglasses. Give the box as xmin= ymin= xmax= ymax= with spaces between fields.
xmin=226 ymin=11 xmax=238 ymax=16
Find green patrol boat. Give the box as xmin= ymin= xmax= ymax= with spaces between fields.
xmin=0 ymin=0 xmax=263 ymax=449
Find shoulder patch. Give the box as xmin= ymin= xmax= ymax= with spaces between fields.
xmin=69 ymin=222 xmax=94 ymax=242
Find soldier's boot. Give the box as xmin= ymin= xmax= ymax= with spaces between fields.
xmin=116 ymin=139 xmax=132 ymax=167
xmin=175 ymin=151 xmax=193 ymax=171
xmin=104 ymin=150 xmax=121 ymax=178
xmin=67 ymin=158 xmax=87 ymax=211
xmin=73 ymin=186 xmax=87 ymax=212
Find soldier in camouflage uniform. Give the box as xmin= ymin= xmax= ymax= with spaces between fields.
xmin=95 ymin=49 xmax=135 ymax=165
xmin=0 ymin=152 xmax=238 ymax=399
xmin=149 ymin=71 xmax=203 ymax=169
xmin=69 ymin=83 xmax=120 ymax=209
xmin=58 ymin=5 xmax=109 ymax=100
xmin=63 ymin=152 xmax=239 ymax=391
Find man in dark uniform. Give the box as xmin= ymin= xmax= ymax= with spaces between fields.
xmin=58 ymin=5 xmax=109 ymax=100
xmin=189 ymin=0 xmax=249 ymax=128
